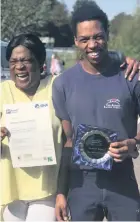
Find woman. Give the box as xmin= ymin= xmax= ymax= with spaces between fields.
xmin=50 ymin=53 xmax=64 ymax=76
xmin=0 ymin=33 xmax=139 ymax=221
xmin=0 ymin=33 xmax=62 ymax=221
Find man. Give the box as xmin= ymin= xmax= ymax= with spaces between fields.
xmin=53 ymin=2 xmax=140 ymax=221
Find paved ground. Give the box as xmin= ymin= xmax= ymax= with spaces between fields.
xmin=134 ymin=155 xmax=140 ymax=189
xmin=135 ymin=120 xmax=140 ymax=188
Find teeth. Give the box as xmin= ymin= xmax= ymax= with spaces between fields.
xmin=17 ymin=74 xmax=28 ymax=78
xmin=89 ymin=52 xmax=99 ymax=56
xmin=17 ymin=75 xmax=24 ymax=77
xmin=18 ymin=76 xmax=28 ymax=80
xmin=16 ymin=74 xmax=28 ymax=80
xmin=92 ymin=53 xmax=98 ymax=56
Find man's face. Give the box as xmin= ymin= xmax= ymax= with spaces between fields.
xmin=9 ymin=45 xmax=40 ymax=91
xmin=75 ymin=20 xmax=108 ymax=65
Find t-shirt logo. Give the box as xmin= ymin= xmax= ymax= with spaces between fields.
xmin=104 ymin=98 xmax=121 ymax=109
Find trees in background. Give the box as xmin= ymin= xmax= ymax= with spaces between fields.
xmin=1 ymin=0 xmax=73 ymax=46
xmin=1 ymin=0 xmax=140 ymax=58
xmin=109 ymin=9 xmax=140 ymax=59
xmin=1 ymin=0 xmax=53 ymax=39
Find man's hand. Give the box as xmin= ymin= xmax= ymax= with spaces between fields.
xmin=120 ymin=57 xmax=140 ymax=81
xmin=55 ymin=194 xmax=69 ymax=221
xmin=108 ymin=139 xmax=139 ymax=162
xmin=0 ymin=127 xmax=9 ymax=141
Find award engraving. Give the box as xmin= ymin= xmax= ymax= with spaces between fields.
xmin=73 ymin=124 xmax=118 ymax=170
xmin=79 ymin=129 xmax=111 ymax=161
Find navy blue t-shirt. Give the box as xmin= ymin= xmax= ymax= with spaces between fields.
xmin=52 ymin=63 xmax=140 ymax=169
xmin=53 ymin=62 xmax=140 ymax=138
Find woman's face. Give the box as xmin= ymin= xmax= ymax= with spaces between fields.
xmin=9 ymin=45 xmax=41 ymax=92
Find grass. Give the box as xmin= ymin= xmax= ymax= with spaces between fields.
xmin=56 ymin=50 xmax=77 ymax=70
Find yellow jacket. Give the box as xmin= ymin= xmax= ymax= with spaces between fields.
xmin=0 ymin=76 xmax=62 ymax=205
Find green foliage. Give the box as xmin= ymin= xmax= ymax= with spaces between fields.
xmin=109 ymin=13 xmax=133 ymax=36
xmin=1 ymin=0 xmax=140 ymax=57
xmin=109 ymin=8 xmax=140 ymax=59
xmin=1 ymin=0 xmax=70 ymax=41
xmin=50 ymin=1 xmax=70 ymax=27
xmin=1 ymin=0 xmax=53 ymax=39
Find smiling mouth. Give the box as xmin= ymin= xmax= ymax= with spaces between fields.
xmin=88 ymin=52 xmax=100 ymax=58
xmin=16 ymin=74 xmax=29 ymax=80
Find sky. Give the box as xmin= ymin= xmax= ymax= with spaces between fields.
xmin=62 ymin=0 xmax=137 ymax=20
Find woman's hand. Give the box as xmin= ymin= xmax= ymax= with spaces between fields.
xmin=120 ymin=57 xmax=140 ymax=81
xmin=0 ymin=127 xmax=10 ymax=141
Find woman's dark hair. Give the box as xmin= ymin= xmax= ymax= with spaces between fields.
xmin=6 ymin=33 xmax=46 ymax=72
xmin=71 ymin=1 xmax=109 ymax=36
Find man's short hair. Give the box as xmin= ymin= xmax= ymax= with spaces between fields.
xmin=71 ymin=1 xmax=109 ymax=36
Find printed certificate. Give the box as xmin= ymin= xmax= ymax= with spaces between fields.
xmin=4 ymin=101 xmax=56 ymax=168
